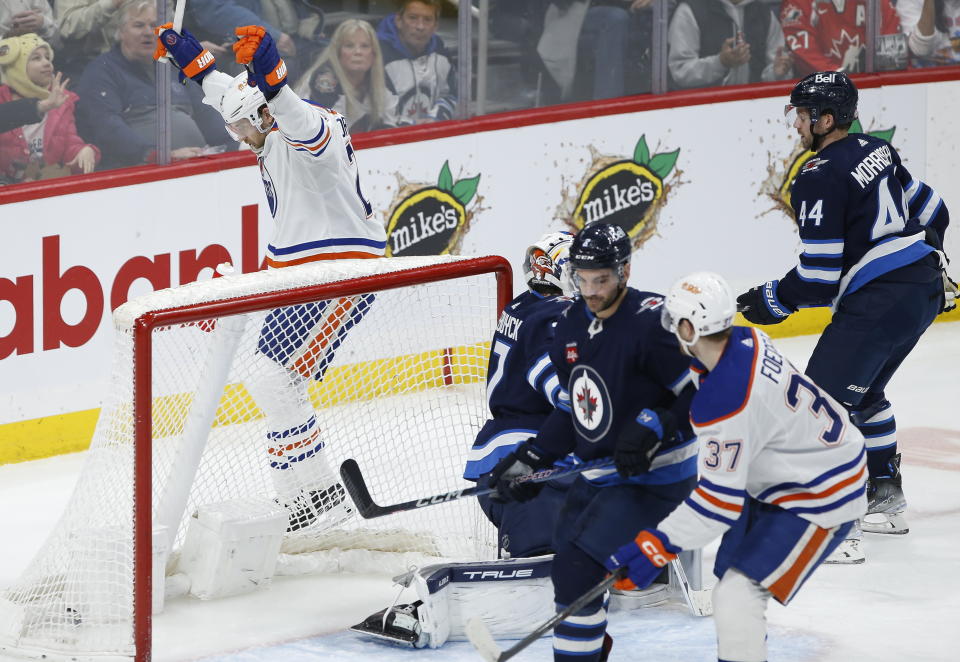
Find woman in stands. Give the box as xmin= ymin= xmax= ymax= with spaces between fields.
xmin=294 ymin=19 xmax=399 ymax=132
xmin=0 ymin=33 xmax=99 ymax=183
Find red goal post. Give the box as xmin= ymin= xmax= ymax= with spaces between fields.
xmin=1 ymin=255 xmax=512 ymax=662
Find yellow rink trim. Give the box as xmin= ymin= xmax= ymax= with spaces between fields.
xmin=2 ymin=308 xmax=958 ymax=466
xmin=0 ymin=343 xmax=492 ymax=465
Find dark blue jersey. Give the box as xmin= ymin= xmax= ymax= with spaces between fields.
xmin=463 ymin=290 xmax=572 ymax=479
xmin=536 ymin=289 xmax=699 ymax=487
xmin=778 ymin=133 xmax=949 ymax=310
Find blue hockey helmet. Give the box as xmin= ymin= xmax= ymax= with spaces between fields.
xmin=569 ymin=223 xmax=631 ymax=272
xmin=787 ymin=71 xmax=858 ymax=126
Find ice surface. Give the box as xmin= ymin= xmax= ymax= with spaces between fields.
xmin=2 ymin=323 xmax=958 ymax=661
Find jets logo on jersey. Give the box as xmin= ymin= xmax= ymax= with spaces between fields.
xmin=566 ymin=342 xmax=579 ymax=363
xmin=569 ymin=365 xmax=612 ymax=442
xmin=259 ymin=159 xmax=278 ymax=217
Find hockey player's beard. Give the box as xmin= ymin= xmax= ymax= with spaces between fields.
xmin=584 ymin=284 xmax=625 ymax=316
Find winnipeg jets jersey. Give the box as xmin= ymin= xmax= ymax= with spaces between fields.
xmin=777 ymin=132 xmax=947 ymax=310
xmin=535 ymin=289 xmax=699 ymax=487
xmin=657 ymin=326 xmax=867 ymax=551
xmin=780 ymin=0 xmax=901 ymax=74
xmin=463 ymin=291 xmax=573 ymax=479
xmin=204 ymin=73 xmax=386 ymax=268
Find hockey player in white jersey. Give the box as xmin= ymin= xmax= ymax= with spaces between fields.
xmin=605 ymin=272 xmax=867 ymax=662
xmin=154 ymin=22 xmax=386 ymax=531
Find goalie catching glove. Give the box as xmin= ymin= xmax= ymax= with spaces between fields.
xmin=605 ymin=528 xmax=680 ymax=591
xmin=486 ymin=440 xmax=557 ymax=503
xmin=233 ymin=26 xmax=287 ymax=99
xmin=153 ymin=24 xmax=216 ymax=83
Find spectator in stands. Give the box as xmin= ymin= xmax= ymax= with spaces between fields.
xmin=0 ymin=1 xmax=57 ymax=42
xmin=896 ymin=0 xmax=960 ymax=66
xmin=0 ymin=33 xmax=99 ymax=183
xmin=537 ymin=0 xmax=650 ymax=102
xmin=295 ymin=19 xmax=399 ymax=132
xmin=75 ymin=0 xmax=228 ymax=170
xmin=54 ymin=0 xmax=128 ymax=81
xmin=377 ymin=0 xmax=457 ymax=124
xmin=185 ymin=0 xmax=298 ymax=75
xmin=779 ymin=0 xmax=904 ymax=74
xmin=668 ymin=0 xmax=793 ymax=88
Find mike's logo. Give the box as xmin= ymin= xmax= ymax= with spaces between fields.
xmin=762 ymin=119 xmax=895 ymax=220
xmin=385 ymin=161 xmax=481 ymax=256
xmin=558 ymin=135 xmax=681 ymax=249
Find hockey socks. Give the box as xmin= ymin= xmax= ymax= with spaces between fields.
xmin=850 ymin=400 xmax=897 ymax=477
xmin=552 ymin=599 xmax=609 ymax=662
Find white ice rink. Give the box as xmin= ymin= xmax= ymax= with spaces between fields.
xmin=2 ymin=323 xmax=958 ymax=661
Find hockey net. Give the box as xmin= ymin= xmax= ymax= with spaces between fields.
xmin=0 ymin=255 xmax=510 ymax=661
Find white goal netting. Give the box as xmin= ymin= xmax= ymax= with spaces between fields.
xmin=0 ymin=255 xmax=506 ymax=660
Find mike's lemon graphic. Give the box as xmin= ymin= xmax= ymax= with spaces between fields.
xmin=559 ymin=136 xmax=681 ymax=249
xmin=385 ymin=161 xmax=482 ymax=256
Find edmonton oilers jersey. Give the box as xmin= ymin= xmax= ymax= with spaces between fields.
xmin=536 ymin=289 xmax=699 ymax=487
xmin=778 ymin=133 xmax=948 ymax=310
xmin=463 ymin=291 xmax=573 ymax=479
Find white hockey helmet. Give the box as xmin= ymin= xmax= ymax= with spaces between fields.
xmin=523 ymin=231 xmax=575 ymax=297
xmin=215 ymin=72 xmax=270 ymax=139
xmin=661 ymin=271 xmax=736 ymax=348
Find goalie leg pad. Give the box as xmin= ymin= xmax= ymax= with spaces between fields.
xmin=354 ymin=556 xmax=556 ymax=649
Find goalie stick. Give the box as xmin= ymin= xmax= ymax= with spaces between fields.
xmin=340 ymin=456 xmax=614 ymax=519
xmin=466 ymin=569 xmax=624 ymax=662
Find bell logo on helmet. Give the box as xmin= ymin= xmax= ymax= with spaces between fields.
xmin=681 ymin=282 xmax=702 ymax=294
xmin=814 ymin=72 xmax=836 ymax=83
xmin=558 ymin=134 xmax=681 ymax=251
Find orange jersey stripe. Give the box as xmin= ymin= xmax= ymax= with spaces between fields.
xmin=771 ymin=465 xmax=866 ymax=505
xmin=768 ymin=527 xmax=829 ymax=603
xmin=291 ymin=298 xmax=356 ymax=378
xmin=695 ymin=487 xmax=743 ymax=513
xmin=285 ymin=129 xmax=331 ymax=152
xmin=267 ymin=251 xmax=382 ymax=268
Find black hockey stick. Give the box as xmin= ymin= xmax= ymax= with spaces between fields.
xmin=465 ymin=569 xmax=625 ymax=662
xmin=340 ymin=456 xmax=614 ymax=519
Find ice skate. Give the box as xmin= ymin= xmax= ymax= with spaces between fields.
xmin=284 ymin=483 xmax=354 ymax=532
xmin=862 ymin=454 xmax=909 ymax=535
xmin=824 ymin=520 xmax=865 ymax=564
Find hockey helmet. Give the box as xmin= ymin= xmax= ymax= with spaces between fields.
xmin=661 ymin=271 xmax=736 ymax=348
xmin=523 ymin=231 xmax=575 ymax=297
xmin=216 ymin=72 xmax=271 ymax=139
xmin=786 ymin=71 xmax=858 ymax=126
xmin=569 ymin=223 xmax=631 ymax=273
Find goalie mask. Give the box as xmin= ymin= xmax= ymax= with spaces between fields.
xmin=523 ymin=231 xmax=575 ymax=297
xmin=661 ymin=271 xmax=736 ymax=349
xmin=214 ymin=72 xmax=271 ymax=140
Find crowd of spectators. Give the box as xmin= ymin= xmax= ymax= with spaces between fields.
xmin=0 ymin=0 xmax=957 ymax=183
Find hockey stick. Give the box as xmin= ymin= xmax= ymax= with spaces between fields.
xmin=669 ymin=558 xmax=713 ymax=617
xmin=158 ymin=0 xmax=187 ymax=63
xmin=340 ymin=456 xmax=614 ymax=519
xmin=465 ymin=569 xmax=624 ymax=662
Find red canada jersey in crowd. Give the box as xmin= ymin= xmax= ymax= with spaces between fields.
xmin=780 ymin=0 xmax=902 ymax=74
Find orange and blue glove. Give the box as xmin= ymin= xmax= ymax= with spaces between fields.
xmin=604 ymin=529 xmax=680 ymax=591
xmin=233 ymin=25 xmax=287 ymax=100
xmin=153 ymin=23 xmax=216 ymax=84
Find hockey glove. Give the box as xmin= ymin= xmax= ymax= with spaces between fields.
xmin=234 ymin=25 xmax=287 ymax=100
xmin=736 ymin=280 xmax=793 ymax=325
xmin=486 ymin=441 xmax=556 ymax=503
xmin=615 ymin=408 xmax=676 ymax=478
xmin=154 ymin=24 xmax=216 ymax=84
xmin=605 ymin=529 xmax=680 ymax=591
